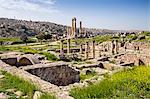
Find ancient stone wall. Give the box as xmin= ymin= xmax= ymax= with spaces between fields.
xmin=126 ymin=42 xmax=150 ymax=50
xmin=1 ymin=54 xmax=40 ymax=67
xmin=118 ymin=53 xmax=150 ymax=66
xmin=0 ymin=60 xmax=75 ymax=98
xmin=27 ymin=65 xmax=80 ymax=86
xmin=1 ymin=58 xmax=17 ymax=66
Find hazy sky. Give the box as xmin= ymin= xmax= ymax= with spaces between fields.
xmin=0 ymin=0 xmax=149 ymax=30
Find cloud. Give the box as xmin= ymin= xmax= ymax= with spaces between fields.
xmin=0 ymin=0 xmax=58 ymax=13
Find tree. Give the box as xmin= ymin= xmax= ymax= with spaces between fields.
xmin=36 ymin=32 xmax=52 ymax=44
xmin=20 ymin=35 xmax=28 ymax=45
xmin=36 ymin=33 xmax=45 ymax=44
xmin=44 ymin=33 xmax=52 ymax=40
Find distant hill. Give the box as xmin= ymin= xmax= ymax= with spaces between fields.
xmin=0 ymin=18 xmax=68 ymax=37
xmin=0 ymin=18 xmax=141 ymax=38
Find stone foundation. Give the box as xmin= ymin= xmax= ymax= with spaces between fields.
xmin=26 ymin=65 xmax=80 ymax=86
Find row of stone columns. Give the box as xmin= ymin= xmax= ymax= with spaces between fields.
xmin=60 ymin=40 xmax=96 ymax=60
xmin=60 ymin=39 xmax=71 ymax=56
xmin=83 ymin=41 xmax=96 ymax=60
xmin=60 ymin=40 xmax=64 ymax=55
xmin=60 ymin=39 xmax=120 ymax=60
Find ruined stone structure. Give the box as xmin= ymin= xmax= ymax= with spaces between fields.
xmin=79 ymin=21 xmax=82 ymax=33
xmin=0 ymin=60 xmax=76 ymax=99
xmin=60 ymin=40 xmax=64 ymax=55
xmin=115 ymin=40 xmax=119 ymax=54
xmin=26 ymin=64 xmax=80 ymax=86
xmin=85 ymin=42 xmax=89 ymax=60
xmin=111 ymin=40 xmax=115 ymax=54
xmin=92 ymin=41 xmax=96 ymax=59
xmin=1 ymin=58 xmax=17 ymax=66
xmin=79 ymin=21 xmax=84 ymax=37
xmin=71 ymin=17 xmax=77 ymax=38
xmin=67 ymin=39 xmax=71 ymax=55
xmin=18 ymin=55 xmax=40 ymax=66
xmin=80 ymin=44 xmax=83 ymax=54
xmin=1 ymin=54 xmax=40 ymax=67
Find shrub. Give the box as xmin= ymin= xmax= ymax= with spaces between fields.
xmin=39 ymin=52 xmax=59 ymax=61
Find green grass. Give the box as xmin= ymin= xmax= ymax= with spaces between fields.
xmin=141 ymin=31 xmax=150 ymax=36
xmin=40 ymin=93 xmax=56 ymax=99
xmin=39 ymin=52 xmax=59 ymax=61
xmin=73 ymin=35 xmax=113 ymax=44
xmin=0 ymin=38 xmax=20 ymax=42
xmin=80 ymin=71 xmax=97 ymax=81
xmin=0 ymin=37 xmax=37 ymax=45
xmin=70 ymin=66 xmax=150 ymax=99
xmin=0 ymin=46 xmax=58 ymax=61
xmin=0 ymin=71 xmax=37 ymax=98
xmin=93 ymin=35 xmax=113 ymax=43
xmin=0 ymin=71 xmax=55 ymax=99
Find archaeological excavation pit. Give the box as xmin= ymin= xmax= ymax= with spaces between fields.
xmin=25 ymin=64 xmax=80 ymax=86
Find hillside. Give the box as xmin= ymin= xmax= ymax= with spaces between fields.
xmin=0 ymin=18 xmax=120 ymax=38
xmin=0 ymin=18 xmax=67 ymax=37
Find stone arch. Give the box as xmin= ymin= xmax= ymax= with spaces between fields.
xmin=18 ymin=55 xmax=40 ymax=67
xmin=18 ymin=57 xmax=33 ymax=67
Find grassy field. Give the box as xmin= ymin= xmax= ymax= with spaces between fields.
xmin=74 ymin=35 xmax=113 ymax=44
xmin=70 ymin=66 xmax=150 ymax=99
xmin=0 ymin=37 xmax=37 ymax=44
xmin=0 ymin=71 xmax=55 ymax=99
xmin=0 ymin=46 xmax=59 ymax=61
xmin=0 ymin=38 xmax=20 ymax=42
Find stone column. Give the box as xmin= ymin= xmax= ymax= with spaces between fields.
xmin=72 ymin=17 xmax=77 ymax=38
xmin=80 ymin=44 xmax=83 ymax=54
xmin=79 ymin=21 xmax=82 ymax=35
xmin=111 ymin=40 xmax=115 ymax=55
xmin=92 ymin=41 xmax=96 ymax=59
xmin=85 ymin=42 xmax=89 ymax=60
xmin=98 ymin=45 xmax=102 ymax=57
xmin=115 ymin=40 xmax=119 ymax=54
xmin=60 ymin=40 xmax=64 ymax=55
xmin=67 ymin=39 xmax=71 ymax=55
xmin=124 ymin=42 xmax=127 ymax=52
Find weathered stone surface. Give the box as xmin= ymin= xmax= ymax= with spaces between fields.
xmin=33 ymin=91 xmax=43 ymax=99
xmin=0 ymin=54 xmax=40 ymax=67
xmin=0 ymin=60 xmax=62 ymax=97
xmin=14 ymin=91 xmax=23 ymax=97
xmin=1 ymin=58 xmax=17 ymax=66
xmin=93 ymin=68 xmax=109 ymax=75
xmin=18 ymin=54 xmax=40 ymax=66
xmin=27 ymin=65 xmax=80 ymax=86
xmin=117 ymin=53 xmax=150 ymax=66
xmin=97 ymin=56 xmax=109 ymax=62
xmin=102 ymin=62 xmax=121 ymax=70
xmin=75 ymin=62 xmax=104 ymax=69
xmin=120 ymin=62 xmax=134 ymax=67
xmin=0 ymin=75 xmax=4 ymax=79
xmin=6 ymin=89 xmax=17 ymax=93
xmin=0 ymin=93 xmax=8 ymax=99
xmin=82 ymin=69 xmax=92 ymax=75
